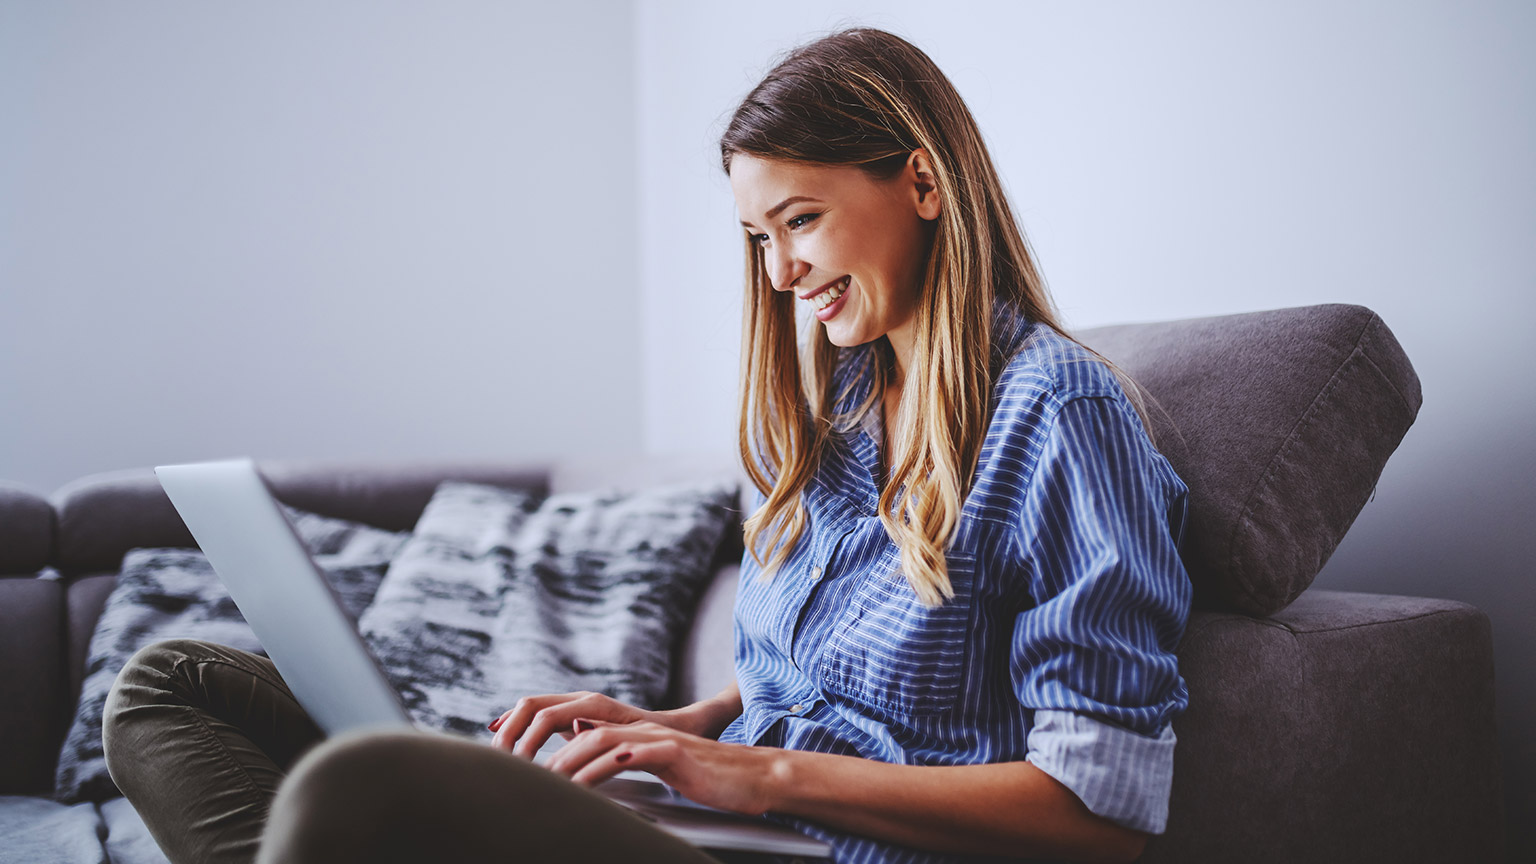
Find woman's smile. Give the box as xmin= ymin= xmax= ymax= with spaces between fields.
xmin=805 ymin=276 xmax=851 ymax=319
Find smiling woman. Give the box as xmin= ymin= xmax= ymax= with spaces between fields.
xmin=99 ymin=26 xmax=1192 ymax=864
xmin=489 ymin=28 xmax=1187 ymax=864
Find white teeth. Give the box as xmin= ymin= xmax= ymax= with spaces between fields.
xmin=811 ymin=278 xmax=848 ymax=310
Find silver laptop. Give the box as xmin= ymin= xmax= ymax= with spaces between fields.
xmin=155 ymin=458 xmax=830 ymax=859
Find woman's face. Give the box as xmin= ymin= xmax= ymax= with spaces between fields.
xmin=730 ymin=154 xmax=939 ymax=353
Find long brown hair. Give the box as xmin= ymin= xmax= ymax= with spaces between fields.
xmin=723 ymin=27 xmax=1149 ymax=606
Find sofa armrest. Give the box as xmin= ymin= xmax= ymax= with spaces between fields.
xmin=1145 ymin=589 xmax=1504 ymax=863
xmin=0 ymin=576 xmax=66 ymax=795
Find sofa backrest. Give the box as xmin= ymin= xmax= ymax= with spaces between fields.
xmin=1079 ymin=303 xmax=1421 ymax=615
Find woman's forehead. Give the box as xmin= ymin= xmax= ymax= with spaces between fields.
xmin=730 ymin=156 xmax=867 ymax=224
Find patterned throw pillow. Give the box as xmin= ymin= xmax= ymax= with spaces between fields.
xmin=357 ymin=480 xmax=738 ymax=739
xmin=53 ymin=507 xmax=408 ymax=803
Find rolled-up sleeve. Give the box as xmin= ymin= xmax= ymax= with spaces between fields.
xmin=1010 ymin=394 xmax=1192 ymax=834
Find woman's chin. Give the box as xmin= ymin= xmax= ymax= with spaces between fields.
xmin=822 ymin=324 xmax=863 ymax=348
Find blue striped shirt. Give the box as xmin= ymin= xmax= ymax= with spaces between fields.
xmin=720 ymin=301 xmax=1193 ymax=863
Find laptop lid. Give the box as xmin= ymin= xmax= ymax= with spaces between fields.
xmin=155 ymin=458 xmax=414 ymax=737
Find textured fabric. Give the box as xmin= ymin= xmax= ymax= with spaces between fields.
xmin=1140 ymin=590 xmax=1503 ymax=863
xmin=723 ymin=302 xmax=1192 ymax=862
xmin=99 ymin=797 xmax=172 ymax=864
xmin=0 ymin=483 xmax=53 ymax=573
xmin=55 ymin=507 xmax=407 ymax=802
xmin=0 ymin=796 xmax=106 ymax=864
xmin=357 ymin=480 xmax=737 ymax=739
xmin=1079 ymin=305 xmax=1422 ymax=615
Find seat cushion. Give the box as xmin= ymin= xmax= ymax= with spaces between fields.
xmin=0 ymin=796 xmax=106 ymax=864
xmin=1080 ymin=304 xmax=1421 ymax=615
xmin=100 ymin=797 xmax=170 ymax=864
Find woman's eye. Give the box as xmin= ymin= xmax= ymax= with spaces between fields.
xmin=748 ymin=213 xmax=817 ymax=246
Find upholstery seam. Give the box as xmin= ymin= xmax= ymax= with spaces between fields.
xmin=1225 ymin=320 xmax=1372 ymax=610
xmin=1354 ymin=315 xmax=1414 ymax=412
xmin=1278 ymin=607 xmax=1462 ymax=636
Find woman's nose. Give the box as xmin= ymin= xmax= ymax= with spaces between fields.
xmin=766 ymin=245 xmax=808 ymax=292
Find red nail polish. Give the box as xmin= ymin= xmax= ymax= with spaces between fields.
xmin=489 ymin=717 xmax=504 ymax=731
xmin=615 ymin=752 xmax=631 ymax=763
xmin=487 ymin=722 xmax=496 ymax=730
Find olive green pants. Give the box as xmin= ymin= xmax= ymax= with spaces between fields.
xmin=101 ymin=638 xmax=774 ymax=864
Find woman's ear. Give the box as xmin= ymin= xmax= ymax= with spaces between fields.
xmin=907 ymin=149 xmax=942 ymax=221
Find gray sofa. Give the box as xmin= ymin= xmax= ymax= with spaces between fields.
xmin=0 ymin=304 xmax=1506 ymax=863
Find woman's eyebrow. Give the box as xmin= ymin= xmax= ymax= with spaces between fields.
xmin=739 ymin=195 xmax=824 ymax=228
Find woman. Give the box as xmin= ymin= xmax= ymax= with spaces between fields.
xmin=104 ymin=27 xmax=1189 ymax=864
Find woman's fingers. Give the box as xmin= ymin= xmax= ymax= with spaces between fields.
xmin=569 ymin=738 xmax=680 ymax=788
xmin=494 ymin=692 xmax=635 ymax=759
xmin=491 ymin=692 xmax=585 ymax=755
xmin=544 ymin=720 xmax=665 ymax=777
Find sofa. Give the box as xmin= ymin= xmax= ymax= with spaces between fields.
xmin=0 ymin=303 xmax=1506 ymax=863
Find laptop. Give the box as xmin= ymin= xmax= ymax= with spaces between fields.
xmin=154 ymin=458 xmax=830 ymax=859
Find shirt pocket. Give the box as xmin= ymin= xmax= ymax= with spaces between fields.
xmin=816 ymin=549 xmax=976 ymax=718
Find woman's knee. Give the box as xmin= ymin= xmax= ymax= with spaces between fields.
xmin=258 ymin=731 xmax=437 ymax=864
xmin=102 ymin=639 xmax=245 ymax=774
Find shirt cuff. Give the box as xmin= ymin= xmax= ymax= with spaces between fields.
xmin=1024 ymin=709 xmax=1177 ymax=834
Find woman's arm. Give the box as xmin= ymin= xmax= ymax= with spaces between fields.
xmin=541 ymin=723 xmax=1148 ymax=864
xmin=655 ymin=681 xmax=742 ymax=739
xmin=766 ymin=748 xmax=1148 ymax=863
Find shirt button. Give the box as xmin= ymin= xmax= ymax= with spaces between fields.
xmin=809 ymin=565 xmax=823 ymax=580
xmin=789 ymin=703 xmax=804 ymax=714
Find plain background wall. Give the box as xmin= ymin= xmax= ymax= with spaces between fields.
xmin=0 ymin=1 xmax=640 ymax=494
xmin=636 ymin=0 xmax=1534 ymax=856
xmin=3 ymin=0 xmax=1531 ymax=856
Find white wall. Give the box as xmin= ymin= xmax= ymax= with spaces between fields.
xmin=0 ymin=1 xmax=640 ymax=495
xmin=635 ymin=0 xmax=1535 ymax=854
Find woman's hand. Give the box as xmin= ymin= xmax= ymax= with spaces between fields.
xmin=490 ymin=684 xmax=744 ymax=758
xmin=489 ymin=691 xmax=669 ymax=758
xmin=543 ymin=719 xmax=780 ymax=816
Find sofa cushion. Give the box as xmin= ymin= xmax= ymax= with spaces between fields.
xmin=0 ymin=483 xmax=53 ymax=574
xmin=1079 ymin=305 xmax=1421 ymax=615
xmin=0 ymin=796 xmax=106 ymax=864
xmin=1142 ymin=590 xmax=1502 ymax=862
xmin=54 ymin=508 xmax=407 ymax=803
xmin=358 ymin=480 xmax=737 ymax=737
xmin=673 ymin=564 xmax=741 ymax=708
xmin=99 ymin=797 xmax=170 ymax=864
xmin=0 ymin=578 xmax=66 ymax=796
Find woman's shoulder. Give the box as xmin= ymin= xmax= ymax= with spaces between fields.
xmin=994 ymin=321 xmax=1128 ymax=409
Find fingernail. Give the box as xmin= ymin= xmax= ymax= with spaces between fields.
xmin=615 ymin=752 xmax=631 ymax=763
xmin=489 ymin=717 xmax=504 ymax=731
xmin=574 ymin=718 xmax=595 ymax=733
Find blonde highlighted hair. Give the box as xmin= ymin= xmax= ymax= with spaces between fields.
xmin=722 ymin=28 xmax=1152 ymax=606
